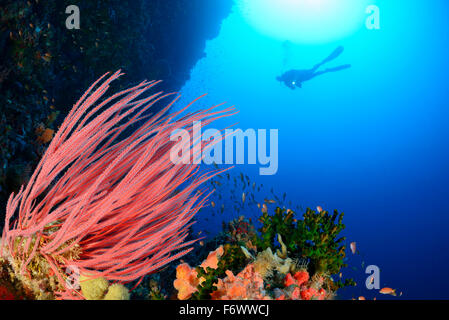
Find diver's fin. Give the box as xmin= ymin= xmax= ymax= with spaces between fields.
xmin=325 ymin=64 xmax=351 ymax=73
xmin=321 ymin=46 xmax=344 ymax=64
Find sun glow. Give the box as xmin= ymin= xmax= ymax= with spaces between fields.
xmin=238 ymin=0 xmax=371 ymax=44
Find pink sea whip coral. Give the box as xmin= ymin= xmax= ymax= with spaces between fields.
xmin=1 ymin=71 xmax=234 ymax=299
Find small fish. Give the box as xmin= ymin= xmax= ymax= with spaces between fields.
xmin=262 ymin=203 xmax=268 ymax=213
xmin=358 ymin=296 xmax=366 ymax=300
xmin=211 ymin=201 xmax=215 ymax=208
xmin=42 ymin=53 xmax=52 ymax=62
xmin=242 ymin=192 xmax=246 ymax=204
xmin=317 ymin=206 xmax=323 ymax=213
xmin=350 ymin=242 xmax=357 ymax=255
xmin=379 ymin=288 xmax=396 ymax=296
xmin=257 ymin=203 xmax=261 ymax=209
xmin=197 ymin=231 xmax=202 ymax=236
xmin=264 ymin=199 xmax=276 ymax=204
xmin=339 ymin=273 xmax=342 ymax=279
xmin=199 ymin=241 xmax=204 ymax=246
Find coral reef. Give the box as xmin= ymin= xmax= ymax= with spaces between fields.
xmin=172 ymin=204 xmax=354 ymax=300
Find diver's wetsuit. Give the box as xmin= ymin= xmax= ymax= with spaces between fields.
xmin=277 ymin=46 xmax=351 ymax=90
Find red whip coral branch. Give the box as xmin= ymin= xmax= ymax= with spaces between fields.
xmin=1 ymin=71 xmax=234 ymax=299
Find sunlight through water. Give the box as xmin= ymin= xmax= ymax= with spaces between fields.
xmin=237 ymin=0 xmax=372 ymax=44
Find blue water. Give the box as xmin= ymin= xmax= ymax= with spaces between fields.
xmin=176 ymin=0 xmax=449 ymax=299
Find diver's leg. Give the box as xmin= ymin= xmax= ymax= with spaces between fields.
xmin=313 ymin=46 xmax=345 ymax=70
xmin=309 ymin=64 xmax=351 ymax=80
xmin=323 ymin=64 xmax=351 ymax=73
xmin=321 ymin=46 xmax=344 ymax=65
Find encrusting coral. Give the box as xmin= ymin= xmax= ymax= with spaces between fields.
xmin=210 ymin=264 xmax=269 ymax=300
xmin=174 ymin=245 xmax=224 ymax=300
xmin=0 ymin=71 xmax=234 ymax=299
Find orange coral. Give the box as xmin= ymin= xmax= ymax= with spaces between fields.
xmin=211 ymin=264 xmax=270 ymax=300
xmin=284 ymin=270 xmax=309 ymax=288
xmin=174 ymin=246 xmax=224 ymax=300
xmin=200 ymin=245 xmax=224 ymax=270
xmin=300 ymin=287 xmax=326 ymax=300
xmin=284 ymin=273 xmax=296 ymax=287
xmin=293 ymin=271 xmax=309 ymax=286
xmin=282 ymin=271 xmax=326 ymax=300
xmin=173 ymin=263 xmax=199 ymax=300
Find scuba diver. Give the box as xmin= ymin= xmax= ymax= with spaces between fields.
xmin=277 ymin=46 xmax=351 ymax=90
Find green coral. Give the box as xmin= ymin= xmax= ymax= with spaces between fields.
xmin=256 ymin=207 xmax=351 ymax=279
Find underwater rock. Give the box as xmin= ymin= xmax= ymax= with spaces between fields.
xmin=0 ymin=0 xmax=233 ymax=225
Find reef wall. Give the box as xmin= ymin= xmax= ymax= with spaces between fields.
xmin=0 ymin=0 xmax=233 ymax=222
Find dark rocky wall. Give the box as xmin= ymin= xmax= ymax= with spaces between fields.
xmin=0 ymin=0 xmax=233 ymax=223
